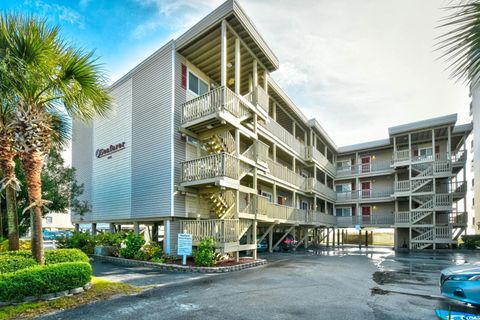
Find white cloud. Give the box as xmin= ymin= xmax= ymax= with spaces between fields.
xmin=24 ymin=0 xmax=85 ymax=28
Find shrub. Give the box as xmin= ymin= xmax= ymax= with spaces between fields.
xmin=119 ymin=233 xmax=145 ymax=259
xmin=95 ymin=232 xmax=124 ymax=247
xmin=57 ymin=232 xmax=96 ymax=254
xmin=0 ymin=262 xmax=92 ymax=301
xmin=194 ymin=238 xmax=216 ymax=267
xmin=462 ymin=235 xmax=480 ymax=250
xmin=134 ymin=242 xmax=163 ymax=261
xmin=45 ymin=249 xmax=90 ymax=264
xmin=0 ymin=254 xmax=37 ymax=274
xmin=0 ymin=239 xmax=31 ymax=252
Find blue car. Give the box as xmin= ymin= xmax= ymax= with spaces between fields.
xmin=440 ymin=264 xmax=480 ymax=306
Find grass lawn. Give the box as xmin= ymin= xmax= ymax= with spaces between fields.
xmin=0 ymin=277 xmax=141 ymax=320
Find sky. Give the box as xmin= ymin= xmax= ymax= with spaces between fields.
xmin=0 ymin=0 xmax=471 ymax=147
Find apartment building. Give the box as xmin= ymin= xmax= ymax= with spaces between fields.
xmin=72 ymin=0 xmax=471 ymax=256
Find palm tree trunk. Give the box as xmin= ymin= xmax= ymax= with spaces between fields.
xmin=21 ymin=152 xmax=44 ymax=264
xmin=0 ymin=155 xmax=19 ymax=250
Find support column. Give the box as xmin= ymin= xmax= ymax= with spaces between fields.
xmin=74 ymin=224 xmax=79 ymax=233
xmin=358 ymin=229 xmax=362 ymax=249
xmin=253 ymin=219 xmax=258 ymax=260
xmin=91 ymin=223 xmax=97 ymax=236
xmin=133 ymin=222 xmax=140 ymax=235
xmin=332 ymin=228 xmax=335 ymax=247
xmin=326 ymin=228 xmax=330 ymax=247
xmin=235 ymin=37 xmax=240 ymax=94
xmin=365 ymin=231 xmax=369 ymax=247
xmin=337 ymin=228 xmax=340 ymax=246
xmin=268 ymin=227 xmax=273 ymax=253
xmin=152 ymin=222 xmax=159 ymax=242
xmin=220 ymin=20 xmax=227 ymax=87
xmin=109 ymin=223 xmax=116 ymax=233
xmin=164 ymin=220 xmax=171 ymax=254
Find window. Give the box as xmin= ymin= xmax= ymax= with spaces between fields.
xmin=336 ymin=183 xmax=351 ymax=192
xmin=45 ymin=217 xmax=53 ymax=224
xmin=188 ymin=71 xmax=209 ymax=96
xmin=418 ymin=147 xmax=433 ymax=159
xmin=336 ymin=160 xmax=351 ymax=171
xmin=335 ymin=207 xmax=352 ymax=217
xmin=261 ymin=191 xmax=273 ymax=203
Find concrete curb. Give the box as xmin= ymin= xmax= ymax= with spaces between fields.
xmin=0 ymin=281 xmax=92 ymax=306
xmin=91 ymin=255 xmax=267 ymax=273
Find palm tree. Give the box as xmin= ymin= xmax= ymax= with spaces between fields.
xmin=437 ymin=1 xmax=480 ymax=85
xmin=0 ymin=14 xmax=111 ymax=263
xmin=0 ymin=85 xmax=20 ymax=251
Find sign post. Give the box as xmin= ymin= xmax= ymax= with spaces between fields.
xmin=177 ymin=232 xmax=192 ymax=266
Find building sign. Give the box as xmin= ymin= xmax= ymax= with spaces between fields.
xmin=177 ymin=233 xmax=193 ymax=256
xmin=95 ymin=142 xmax=126 ymax=158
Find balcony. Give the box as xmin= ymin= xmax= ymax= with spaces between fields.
xmin=336 ymin=187 xmax=394 ymax=203
xmin=336 ymin=160 xmax=392 ymax=178
xmin=242 ymin=140 xmax=269 ymax=165
xmin=307 ymin=211 xmax=337 ymax=226
xmin=180 ymin=219 xmax=240 ymax=245
xmin=260 ymin=119 xmax=306 ymax=157
xmin=452 ymin=149 xmax=467 ymax=166
xmin=266 ymin=159 xmax=307 ymax=190
xmin=265 ymin=202 xmax=307 ymax=223
xmin=450 ymin=211 xmax=468 ymax=226
xmin=181 ymin=86 xmax=252 ymax=133
xmin=335 ymin=213 xmax=394 ymax=227
xmin=306 ymin=146 xmax=336 ymax=176
xmin=180 ymin=153 xmax=245 ymax=186
xmin=306 ymin=177 xmax=336 ymax=201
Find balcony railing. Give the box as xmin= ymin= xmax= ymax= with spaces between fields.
xmin=435 ymin=226 xmax=451 ymax=240
xmin=181 ymin=86 xmax=250 ymax=124
xmin=181 ymin=153 xmax=240 ymax=182
xmin=180 ymin=219 xmax=239 ymax=244
xmin=452 ymin=149 xmax=466 ymax=165
xmin=336 ymin=160 xmax=392 ymax=178
xmin=255 ymin=86 xmax=269 ymax=114
xmin=336 ymin=188 xmax=394 ymax=201
xmin=450 ymin=212 xmax=467 ymax=225
xmin=266 ymin=159 xmax=307 ymax=190
xmin=307 ymin=211 xmax=337 ymax=225
xmin=242 ymin=140 xmax=269 ymax=164
xmin=394 ymin=211 xmax=410 ymax=224
xmin=362 ymin=213 xmax=394 ymax=226
xmin=393 ymin=150 xmax=410 ymax=163
xmin=306 ymin=178 xmax=336 ymax=201
xmin=261 ymin=119 xmax=306 ymax=157
xmin=306 ymin=146 xmax=336 ymax=175
xmin=265 ymin=202 xmax=307 ymax=222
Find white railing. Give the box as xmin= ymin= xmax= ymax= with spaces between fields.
xmin=266 ymin=159 xmax=307 ymax=190
xmin=306 ymin=146 xmax=336 ymax=174
xmin=362 ymin=213 xmax=394 ymax=226
xmin=336 ymin=188 xmax=393 ymax=201
xmin=308 ymin=211 xmax=337 ymax=225
xmin=435 ymin=194 xmax=452 ymax=207
xmin=395 ymin=180 xmax=410 ymax=193
xmin=336 ymin=216 xmax=356 ymax=227
xmin=450 ymin=181 xmax=467 ymax=194
xmin=306 ymin=178 xmax=336 ymax=201
xmin=393 ymin=150 xmax=410 ymax=162
xmin=181 ymin=153 xmax=240 ymax=182
xmin=255 ymin=86 xmax=269 ymax=113
xmin=265 ymin=202 xmax=307 ymax=223
xmin=261 ymin=119 xmax=306 ymax=157
xmin=452 ymin=149 xmax=466 ymax=165
xmin=395 ymin=211 xmax=410 ymax=224
xmin=435 ymin=226 xmax=451 ymax=240
xmin=336 ymin=160 xmax=392 ymax=177
xmin=434 ymin=160 xmax=451 ymax=174
xmin=450 ymin=212 xmax=467 ymax=225
xmin=181 ymin=86 xmax=250 ymax=124
xmin=181 ymin=219 xmax=239 ymax=244
xmin=413 ymin=229 xmax=433 ymax=241
xmin=242 ymin=140 xmax=269 ymax=163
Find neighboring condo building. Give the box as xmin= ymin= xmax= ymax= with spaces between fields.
xmin=72 ymin=0 xmax=471 ymax=256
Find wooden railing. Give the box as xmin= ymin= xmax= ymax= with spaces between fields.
xmin=261 ymin=119 xmax=306 ymax=157
xmin=434 ymin=160 xmax=451 ymax=174
xmin=255 ymin=86 xmax=269 ymax=113
xmin=395 ymin=180 xmax=410 ymax=193
xmin=242 ymin=140 xmax=269 ymax=163
xmin=180 ymin=219 xmax=239 ymax=244
xmin=306 ymin=146 xmax=336 ymax=175
xmin=181 ymin=153 xmax=240 ymax=182
xmin=307 ymin=211 xmax=337 ymax=225
xmin=265 ymin=202 xmax=308 ymax=222
xmin=435 ymin=194 xmax=452 ymax=207
xmin=435 ymin=226 xmax=451 ymax=240
xmin=266 ymin=159 xmax=307 ymax=190
xmin=336 ymin=160 xmax=392 ymax=177
xmin=306 ymin=178 xmax=336 ymax=201
xmin=181 ymin=86 xmax=250 ymax=124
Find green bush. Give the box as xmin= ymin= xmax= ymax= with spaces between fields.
xmin=462 ymin=235 xmax=480 ymax=250
xmin=0 ymin=254 xmax=37 ymax=274
xmin=45 ymin=249 xmax=89 ymax=264
xmin=134 ymin=242 xmax=163 ymax=261
xmin=194 ymin=238 xmax=216 ymax=267
xmin=0 ymin=262 xmax=92 ymax=301
xmin=119 ymin=233 xmax=145 ymax=259
xmin=57 ymin=232 xmax=96 ymax=254
xmin=95 ymin=232 xmax=124 ymax=247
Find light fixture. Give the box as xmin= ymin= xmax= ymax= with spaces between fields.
xmin=227 ymin=61 xmax=233 ymax=68
xmin=228 ymin=78 xmax=235 ymax=86
xmin=373 ymin=205 xmax=377 ymax=210
xmin=206 ymin=124 xmax=213 ymax=129
xmin=372 ymin=155 xmax=376 ymax=160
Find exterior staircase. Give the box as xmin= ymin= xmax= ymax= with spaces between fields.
xmin=238 ymin=219 xmax=253 ymax=240
xmin=204 ymin=190 xmax=236 ymax=219
xmin=411 ymin=211 xmax=432 ymax=224
xmin=203 ymin=130 xmax=236 ymax=154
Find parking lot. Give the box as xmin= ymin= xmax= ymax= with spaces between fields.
xmin=40 ymin=246 xmax=480 ymax=320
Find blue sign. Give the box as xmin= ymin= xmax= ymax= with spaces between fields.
xmin=177 ymin=233 xmax=193 ymax=256
xmin=436 ymin=309 xmax=480 ymax=320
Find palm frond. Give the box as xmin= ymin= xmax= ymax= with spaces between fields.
xmin=437 ymin=1 xmax=480 ymax=86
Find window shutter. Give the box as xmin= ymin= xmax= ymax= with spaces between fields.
xmin=181 ymin=64 xmax=187 ymax=89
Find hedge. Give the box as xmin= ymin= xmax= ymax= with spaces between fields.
xmin=0 ymin=249 xmax=90 ymax=274
xmin=0 ymin=254 xmax=37 ymax=274
xmin=0 ymin=262 xmax=92 ymax=301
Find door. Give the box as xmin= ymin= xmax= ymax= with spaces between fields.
xmin=361 ymin=206 xmax=371 ymax=225
xmin=361 ymin=156 xmax=371 ymax=173
xmin=361 ymin=181 xmax=371 ymax=198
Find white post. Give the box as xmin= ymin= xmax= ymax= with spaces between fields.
xmin=221 ymin=20 xmax=227 ymax=87
xmin=164 ymin=220 xmax=171 ymax=254
xmin=133 ymin=222 xmax=140 ymax=235
xmin=253 ymin=60 xmax=258 ymax=88
xmin=235 ymin=37 xmax=240 ymax=94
